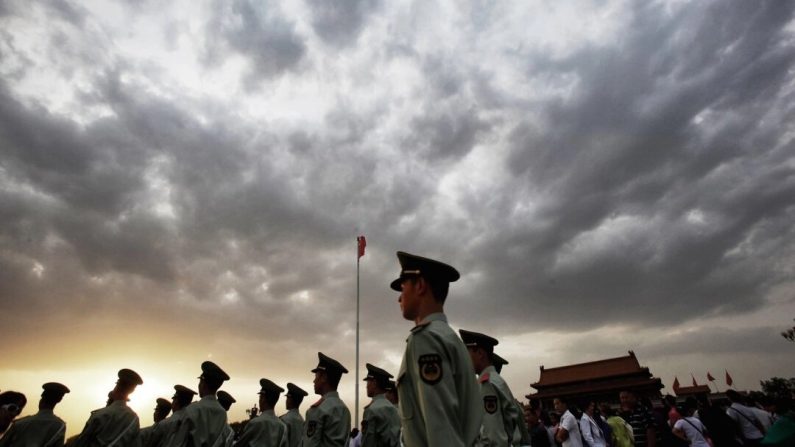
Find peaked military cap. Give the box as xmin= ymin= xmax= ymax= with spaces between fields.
xmin=156 ymin=398 xmax=172 ymax=409
xmin=459 ymin=329 xmax=499 ymax=351
xmin=286 ymin=383 xmax=308 ymax=398
xmin=258 ymin=378 xmax=285 ymax=394
xmin=117 ymin=369 xmax=144 ymax=386
xmin=173 ymin=385 xmax=197 ymax=399
xmin=363 ymin=363 xmax=394 ymax=382
xmin=217 ymin=390 xmax=236 ymax=405
xmin=390 ymin=251 xmax=460 ymax=291
xmin=492 ymin=353 xmax=509 ymax=367
xmin=42 ymin=382 xmax=70 ymax=396
xmin=199 ymin=361 xmax=230 ymax=382
xmin=311 ymin=352 xmax=349 ymax=375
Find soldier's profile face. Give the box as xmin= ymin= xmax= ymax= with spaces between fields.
xmin=312 ymin=371 xmax=325 ymax=394
xmin=399 ymin=278 xmax=420 ymax=321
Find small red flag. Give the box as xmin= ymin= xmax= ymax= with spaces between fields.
xmin=726 ymin=370 xmax=733 ymax=387
xmin=707 ymin=372 xmax=715 ymax=381
xmin=357 ymin=235 xmax=366 ymax=259
xmin=692 ymin=374 xmax=698 ymax=387
xmin=673 ymin=376 xmax=680 ymax=391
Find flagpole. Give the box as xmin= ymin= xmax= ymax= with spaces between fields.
xmin=355 ymin=237 xmax=360 ymax=429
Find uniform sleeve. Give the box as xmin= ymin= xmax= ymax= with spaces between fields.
xmin=303 ymin=411 xmax=324 ymax=447
xmin=74 ymin=412 xmax=103 ymax=447
xmin=411 ymin=331 xmax=468 ymax=447
xmin=323 ymin=404 xmax=350 ymax=446
xmin=235 ymin=419 xmax=257 ymax=447
xmin=479 ymin=382 xmax=510 ymax=447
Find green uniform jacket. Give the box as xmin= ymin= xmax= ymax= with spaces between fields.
xmin=140 ymin=424 xmax=157 ymax=447
xmin=165 ymin=395 xmax=227 ymax=447
xmin=302 ymin=391 xmax=351 ymax=447
xmin=279 ymin=409 xmax=304 ymax=447
xmin=151 ymin=410 xmax=187 ymax=447
xmin=236 ymin=409 xmax=288 ymax=447
xmin=361 ymin=394 xmax=401 ymax=447
xmin=397 ymin=313 xmax=482 ymax=447
xmin=476 ymin=366 xmax=523 ymax=447
xmin=74 ymin=400 xmax=141 ymax=447
xmin=220 ymin=424 xmax=234 ymax=447
xmin=0 ymin=409 xmax=66 ymax=447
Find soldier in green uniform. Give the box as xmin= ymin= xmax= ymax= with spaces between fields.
xmin=150 ymin=385 xmax=196 ymax=447
xmin=302 ymin=352 xmax=352 ymax=447
xmin=383 ymin=381 xmax=398 ymax=407
xmin=74 ymin=368 xmax=144 ymax=447
xmin=459 ymin=330 xmax=525 ymax=447
xmin=391 ymin=251 xmax=482 ymax=447
xmin=139 ymin=397 xmax=171 ymax=447
xmin=0 ymin=382 xmax=70 ymax=447
xmin=237 ymin=379 xmax=288 ymax=446
xmin=490 ymin=353 xmax=531 ymax=447
xmin=165 ymin=361 xmax=230 ymax=447
xmin=361 ymin=363 xmax=401 ymax=447
xmin=280 ymin=383 xmax=308 ymax=447
xmin=216 ymin=391 xmax=237 ymax=447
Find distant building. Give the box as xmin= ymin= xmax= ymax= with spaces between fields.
xmin=674 ymin=385 xmax=711 ymax=397
xmin=526 ymin=351 xmax=663 ymax=408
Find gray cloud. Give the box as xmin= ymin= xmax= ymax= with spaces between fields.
xmin=204 ymin=0 xmax=307 ymax=86
xmin=306 ymin=0 xmax=380 ymax=47
xmin=456 ymin=0 xmax=795 ymax=329
xmin=0 ymin=0 xmax=793 ymax=410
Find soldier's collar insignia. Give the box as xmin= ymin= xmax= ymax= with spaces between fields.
xmin=479 ymin=373 xmax=490 ymax=383
xmin=310 ymin=397 xmax=324 ymax=408
xmin=418 ymin=354 xmax=443 ymax=385
xmin=484 ymin=395 xmax=498 ymax=414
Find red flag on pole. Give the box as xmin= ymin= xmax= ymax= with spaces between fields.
xmin=673 ymin=377 xmax=680 ymax=392
xmin=707 ymin=372 xmax=715 ymax=381
xmin=691 ymin=374 xmax=698 ymax=387
xmin=357 ymin=235 xmax=366 ymax=259
xmin=725 ymin=370 xmax=733 ymax=387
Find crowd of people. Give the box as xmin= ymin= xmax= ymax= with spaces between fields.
xmin=1 ymin=251 xmax=793 ymax=446
xmin=519 ymin=388 xmax=792 ymax=447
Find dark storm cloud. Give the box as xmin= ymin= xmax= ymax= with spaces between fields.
xmin=1 ymin=0 xmax=794 ymax=385
xmin=458 ymin=0 xmax=795 ymax=329
xmin=203 ymin=0 xmax=307 ymax=86
xmin=305 ymin=0 xmax=380 ymax=47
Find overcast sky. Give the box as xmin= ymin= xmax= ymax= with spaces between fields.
xmin=1 ymin=0 xmax=794 ymax=437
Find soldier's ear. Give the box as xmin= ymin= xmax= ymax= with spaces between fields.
xmin=415 ymin=276 xmax=429 ymax=295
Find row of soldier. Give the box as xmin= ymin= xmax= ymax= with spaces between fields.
xmin=1 ymin=251 xmax=533 ymax=446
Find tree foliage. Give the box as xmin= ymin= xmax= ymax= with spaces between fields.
xmin=782 ymin=319 xmax=795 ymax=342
xmin=760 ymin=377 xmax=795 ymax=399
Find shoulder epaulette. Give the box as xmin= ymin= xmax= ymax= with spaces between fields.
xmin=479 ymin=373 xmax=490 ymax=383
xmin=311 ymin=397 xmax=325 ymax=408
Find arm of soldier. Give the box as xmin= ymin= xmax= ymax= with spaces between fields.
xmin=303 ymin=412 xmax=325 ymax=447
xmin=360 ymin=409 xmax=374 ymax=447
xmin=278 ymin=421 xmax=289 ymax=447
xmin=234 ymin=419 xmax=257 ymax=447
xmin=74 ymin=412 xmax=103 ymax=447
xmin=324 ymin=404 xmax=350 ymax=446
xmin=480 ymin=382 xmax=509 ymax=446
xmin=498 ymin=391 xmax=523 ymax=444
xmin=0 ymin=422 xmax=17 ymax=447
xmin=412 ymin=333 xmax=467 ymax=446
